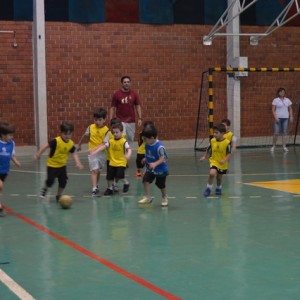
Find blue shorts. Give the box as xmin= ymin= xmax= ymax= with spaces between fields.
xmin=274 ymin=118 xmax=288 ymax=135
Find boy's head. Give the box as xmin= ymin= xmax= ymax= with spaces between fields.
xmin=94 ymin=108 xmax=107 ymax=127
xmin=221 ymin=118 xmax=231 ymax=131
xmin=110 ymin=117 xmax=121 ymax=127
xmin=213 ymin=123 xmax=226 ymax=140
xmin=143 ymin=121 xmax=154 ymax=129
xmin=142 ymin=124 xmax=157 ymax=144
xmin=111 ymin=122 xmax=123 ymax=139
xmin=60 ymin=122 xmax=74 ymax=142
xmin=0 ymin=122 xmax=15 ymax=142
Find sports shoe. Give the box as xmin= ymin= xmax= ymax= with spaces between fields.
xmin=112 ymin=184 xmax=119 ymax=193
xmin=283 ymin=147 xmax=289 ymax=152
xmin=161 ymin=196 xmax=168 ymax=207
xmin=215 ymin=188 xmax=222 ymax=195
xmin=203 ymin=187 xmax=211 ymax=197
xmin=104 ymin=188 xmax=113 ymax=196
xmin=40 ymin=187 xmax=47 ymax=199
xmin=135 ymin=169 xmax=142 ymax=177
xmin=270 ymin=146 xmax=275 ymax=152
xmin=92 ymin=188 xmax=101 ymax=197
xmin=0 ymin=208 xmax=5 ymax=217
xmin=138 ymin=196 xmax=152 ymax=204
xmin=123 ymin=183 xmax=130 ymax=193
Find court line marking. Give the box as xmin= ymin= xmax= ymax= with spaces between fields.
xmin=3 ymin=205 xmax=181 ymax=300
xmin=0 ymin=269 xmax=36 ymax=300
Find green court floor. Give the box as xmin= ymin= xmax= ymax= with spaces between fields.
xmin=1 ymin=148 xmax=300 ymax=300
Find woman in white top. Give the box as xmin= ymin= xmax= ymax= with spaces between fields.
xmin=271 ymin=87 xmax=293 ymax=152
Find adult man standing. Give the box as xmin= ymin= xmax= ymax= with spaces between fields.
xmin=109 ymin=76 xmax=142 ymax=142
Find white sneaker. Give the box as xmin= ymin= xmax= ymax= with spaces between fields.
xmin=283 ymin=147 xmax=289 ymax=152
xmin=138 ymin=196 xmax=152 ymax=204
xmin=161 ymin=196 xmax=168 ymax=207
xmin=270 ymin=146 xmax=275 ymax=152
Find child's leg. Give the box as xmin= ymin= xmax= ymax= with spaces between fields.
xmin=138 ymin=172 xmax=156 ymax=204
xmin=57 ymin=167 xmax=68 ymax=201
xmin=203 ymin=168 xmax=217 ymax=196
xmin=155 ymin=176 xmax=168 ymax=207
xmin=216 ymin=173 xmax=223 ymax=187
xmin=0 ymin=179 xmax=4 ymax=213
xmin=135 ymin=154 xmax=145 ymax=176
xmin=91 ymin=169 xmax=100 ymax=190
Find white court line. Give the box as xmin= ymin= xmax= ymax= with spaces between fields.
xmin=271 ymin=195 xmax=284 ymax=198
xmin=186 ymin=197 xmax=197 ymax=199
xmin=249 ymin=196 xmax=262 ymax=198
xmin=0 ymin=269 xmax=35 ymax=300
xmin=10 ymin=194 xmax=20 ymax=197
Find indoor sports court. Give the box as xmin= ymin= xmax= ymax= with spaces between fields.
xmin=1 ymin=146 xmax=300 ymax=300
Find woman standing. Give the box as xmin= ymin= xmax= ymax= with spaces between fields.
xmin=271 ymin=88 xmax=293 ymax=152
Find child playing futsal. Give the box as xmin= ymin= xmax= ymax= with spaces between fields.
xmin=221 ymin=118 xmax=237 ymax=152
xmin=200 ymin=123 xmax=231 ymax=197
xmin=0 ymin=123 xmax=21 ymax=217
xmin=34 ymin=121 xmax=84 ymax=201
xmin=89 ymin=122 xmax=132 ymax=195
xmin=138 ymin=123 xmax=169 ymax=207
xmin=77 ymin=108 xmax=109 ymax=196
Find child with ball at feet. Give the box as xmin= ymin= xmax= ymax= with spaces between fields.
xmin=0 ymin=123 xmax=21 ymax=217
xmin=200 ymin=123 xmax=231 ymax=197
xmin=34 ymin=122 xmax=84 ymax=202
xmin=89 ymin=122 xmax=132 ymax=195
xmin=138 ymin=123 xmax=169 ymax=207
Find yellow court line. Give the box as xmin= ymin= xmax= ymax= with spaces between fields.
xmin=245 ymin=179 xmax=300 ymax=194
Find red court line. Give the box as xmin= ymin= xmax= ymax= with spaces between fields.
xmin=3 ymin=205 xmax=181 ymax=300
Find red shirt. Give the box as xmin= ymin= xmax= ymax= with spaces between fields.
xmin=111 ymin=89 xmax=141 ymax=123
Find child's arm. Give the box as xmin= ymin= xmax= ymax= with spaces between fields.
xmin=33 ymin=143 xmax=49 ymax=160
xmin=11 ymin=156 xmax=21 ymax=168
xmin=71 ymin=152 xmax=84 ymax=169
xmin=125 ymin=148 xmax=132 ymax=161
xmin=77 ymin=133 xmax=88 ymax=152
xmin=200 ymin=146 xmax=211 ymax=161
xmin=88 ymin=143 xmax=107 ymax=156
xmin=219 ymin=153 xmax=231 ymax=165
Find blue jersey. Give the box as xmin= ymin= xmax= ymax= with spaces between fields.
xmin=145 ymin=140 xmax=168 ymax=176
xmin=0 ymin=140 xmax=15 ymax=174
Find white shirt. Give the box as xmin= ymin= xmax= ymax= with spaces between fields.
xmin=272 ymin=97 xmax=292 ymax=118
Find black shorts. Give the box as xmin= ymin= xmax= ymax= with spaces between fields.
xmin=143 ymin=171 xmax=167 ymax=189
xmin=106 ymin=165 xmax=126 ymax=181
xmin=46 ymin=166 xmax=68 ymax=189
xmin=0 ymin=174 xmax=8 ymax=182
xmin=210 ymin=166 xmax=227 ymax=175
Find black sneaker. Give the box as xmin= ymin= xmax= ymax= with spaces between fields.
xmin=0 ymin=208 xmax=5 ymax=217
xmin=104 ymin=188 xmax=113 ymax=196
xmin=40 ymin=188 xmax=47 ymax=199
xmin=92 ymin=189 xmax=101 ymax=197
xmin=123 ymin=183 xmax=130 ymax=193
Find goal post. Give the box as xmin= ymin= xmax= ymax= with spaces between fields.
xmin=194 ymin=67 xmax=300 ymax=151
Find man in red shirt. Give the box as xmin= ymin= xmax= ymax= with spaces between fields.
xmin=109 ymin=76 xmax=142 ymax=142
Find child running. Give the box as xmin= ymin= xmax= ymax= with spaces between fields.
xmin=221 ymin=118 xmax=237 ymax=152
xmin=77 ymin=108 xmax=109 ymax=196
xmin=138 ymin=123 xmax=169 ymax=207
xmin=34 ymin=122 xmax=84 ymax=201
xmin=89 ymin=122 xmax=132 ymax=195
xmin=0 ymin=123 xmax=21 ymax=217
xmin=200 ymin=123 xmax=231 ymax=197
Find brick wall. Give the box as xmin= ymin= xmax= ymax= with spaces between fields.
xmin=0 ymin=21 xmax=299 ymax=146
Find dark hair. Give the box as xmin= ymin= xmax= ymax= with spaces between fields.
xmin=111 ymin=122 xmax=123 ymax=132
xmin=110 ymin=117 xmax=121 ymax=126
xmin=221 ymin=118 xmax=231 ymax=126
xmin=60 ymin=122 xmax=74 ymax=134
xmin=142 ymin=124 xmax=157 ymax=139
xmin=0 ymin=122 xmax=15 ymax=136
xmin=94 ymin=108 xmax=107 ymax=119
xmin=121 ymin=76 xmax=131 ymax=83
xmin=143 ymin=120 xmax=154 ymax=129
xmin=276 ymin=87 xmax=285 ymax=96
xmin=213 ymin=123 xmax=226 ymax=133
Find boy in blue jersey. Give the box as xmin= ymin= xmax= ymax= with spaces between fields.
xmin=0 ymin=123 xmax=21 ymax=217
xmin=138 ymin=123 xmax=169 ymax=207
xmin=200 ymin=123 xmax=231 ymax=197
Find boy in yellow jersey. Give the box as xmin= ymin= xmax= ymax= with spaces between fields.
xmin=34 ymin=122 xmax=84 ymax=201
xmin=135 ymin=121 xmax=154 ymax=177
xmin=77 ymin=108 xmax=109 ymax=196
xmin=221 ymin=118 xmax=237 ymax=152
xmin=89 ymin=123 xmax=132 ymax=196
xmin=200 ymin=123 xmax=231 ymax=197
